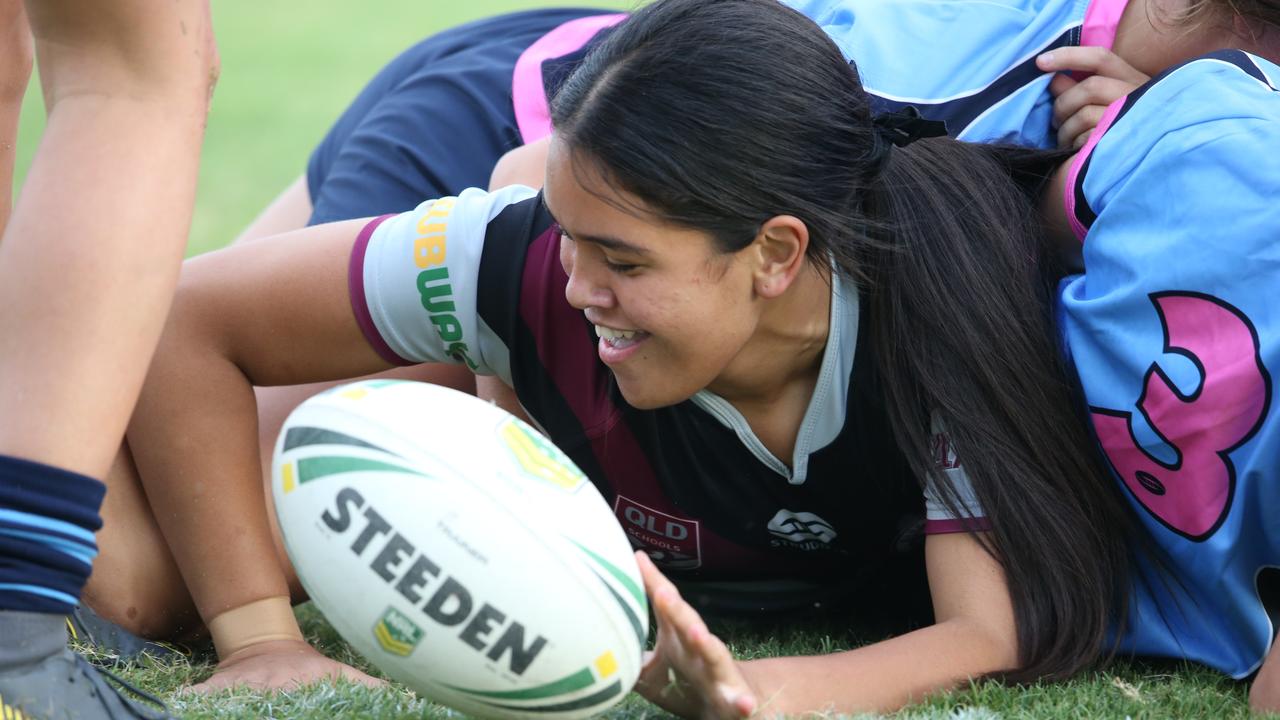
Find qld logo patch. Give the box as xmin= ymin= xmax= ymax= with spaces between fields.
xmin=614 ymin=496 xmax=701 ymax=570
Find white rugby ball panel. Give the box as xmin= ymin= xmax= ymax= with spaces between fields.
xmin=271 ymin=380 xmax=647 ymax=719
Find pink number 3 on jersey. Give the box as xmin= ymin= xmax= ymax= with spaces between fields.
xmin=1090 ymin=291 xmax=1272 ymax=541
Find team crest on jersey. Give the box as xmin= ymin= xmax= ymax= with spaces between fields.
xmin=767 ymin=510 xmax=837 ymax=550
xmin=614 ymin=496 xmax=701 ymax=570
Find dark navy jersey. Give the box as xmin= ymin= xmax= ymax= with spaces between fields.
xmin=349 ymin=187 xmax=979 ymax=601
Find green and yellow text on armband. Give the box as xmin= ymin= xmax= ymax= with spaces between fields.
xmin=409 ymin=198 xmax=480 ymax=370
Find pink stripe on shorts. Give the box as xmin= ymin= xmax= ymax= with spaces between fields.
xmin=512 ymin=13 xmax=628 ymax=144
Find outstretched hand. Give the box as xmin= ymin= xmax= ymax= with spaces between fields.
xmin=1036 ymin=46 xmax=1149 ymax=149
xmin=634 ymin=552 xmax=758 ymax=720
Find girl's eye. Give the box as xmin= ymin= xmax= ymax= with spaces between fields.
xmin=603 ymin=259 xmax=639 ymax=274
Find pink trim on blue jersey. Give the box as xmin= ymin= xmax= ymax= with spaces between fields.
xmin=349 ymin=214 xmax=412 ymax=366
xmin=1064 ymin=96 xmax=1125 ymax=241
xmin=512 ymin=13 xmax=628 ymax=144
xmin=1081 ymin=0 xmax=1129 ymax=49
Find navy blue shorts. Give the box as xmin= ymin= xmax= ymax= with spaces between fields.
xmin=306 ymin=8 xmax=621 ymax=225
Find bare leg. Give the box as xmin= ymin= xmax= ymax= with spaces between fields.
xmin=0 ymin=0 xmax=217 ymax=476
xmin=1 ymin=2 xmax=215 ymax=652
xmin=0 ymin=0 xmax=30 ymax=233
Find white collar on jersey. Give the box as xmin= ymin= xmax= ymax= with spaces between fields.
xmin=690 ymin=271 xmax=857 ymax=485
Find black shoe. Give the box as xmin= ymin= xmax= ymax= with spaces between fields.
xmin=67 ymin=605 xmax=185 ymax=667
xmin=0 ymin=610 xmax=176 ymax=719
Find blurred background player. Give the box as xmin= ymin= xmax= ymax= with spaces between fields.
xmin=0 ymin=0 xmax=218 ymax=717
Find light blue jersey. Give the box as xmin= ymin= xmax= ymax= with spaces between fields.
xmin=783 ymin=0 xmax=1126 ymax=147
xmin=1059 ymin=50 xmax=1280 ymax=678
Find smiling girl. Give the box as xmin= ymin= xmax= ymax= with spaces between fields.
xmin=107 ymin=0 xmax=1143 ymax=708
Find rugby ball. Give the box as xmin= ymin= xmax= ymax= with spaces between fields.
xmin=271 ymin=380 xmax=647 ymax=719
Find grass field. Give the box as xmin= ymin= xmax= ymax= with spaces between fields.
xmin=90 ymin=603 xmax=1253 ymax=719
xmin=12 ymin=3 xmax=1262 ymax=718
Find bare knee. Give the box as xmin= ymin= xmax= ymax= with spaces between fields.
xmin=86 ymin=444 xmax=201 ymax=640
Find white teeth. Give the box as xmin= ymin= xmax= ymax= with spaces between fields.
xmin=594 ymin=324 xmax=637 ymax=340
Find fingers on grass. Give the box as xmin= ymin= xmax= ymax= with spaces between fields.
xmin=719 ymin=684 xmax=758 ymax=719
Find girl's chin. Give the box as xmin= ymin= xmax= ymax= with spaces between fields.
xmin=613 ymin=372 xmax=696 ymax=411
xmin=611 ymin=371 xmax=675 ymax=407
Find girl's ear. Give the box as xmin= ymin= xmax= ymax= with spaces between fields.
xmin=750 ymin=215 xmax=810 ymax=299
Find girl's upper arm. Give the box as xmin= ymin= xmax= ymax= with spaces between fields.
xmin=177 ymin=216 xmax=393 ymax=387
xmin=178 ymin=184 xmax=547 ymax=388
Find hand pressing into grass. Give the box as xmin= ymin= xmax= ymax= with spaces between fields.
xmin=189 ymin=638 xmax=384 ymax=693
xmin=634 ymin=552 xmax=758 ymax=719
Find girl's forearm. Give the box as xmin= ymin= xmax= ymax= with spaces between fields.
xmin=738 ymin=617 xmax=1019 ymax=716
xmin=126 ymin=291 xmax=293 ymax=626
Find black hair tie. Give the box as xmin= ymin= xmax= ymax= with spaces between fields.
xmin=867 ymin=106 xmax=949 ymax=176
xmin=874 ymin=105 xmax=949 ymax=147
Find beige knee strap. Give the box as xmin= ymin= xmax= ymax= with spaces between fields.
xmin=207 ymin=596 xmax=304 ymax=660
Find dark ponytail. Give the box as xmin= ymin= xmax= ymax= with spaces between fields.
xmin=864 ymin=140 xmax=1134 ymax=682
xmin=552 ymin=0 xmax=1135 ymax=682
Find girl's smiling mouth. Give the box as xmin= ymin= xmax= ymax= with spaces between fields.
xmin=594 ymin=323 xmax=650 ymax=362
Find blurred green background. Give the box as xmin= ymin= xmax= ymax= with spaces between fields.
xmin=12 ymin=2 xmax=626 ymax=257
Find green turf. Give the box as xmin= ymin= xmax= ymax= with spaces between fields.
xmin=15 ymin=3 xmax=1261 ymax=718
xmin=86 ymin=604 xmax=1255 ymax=719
